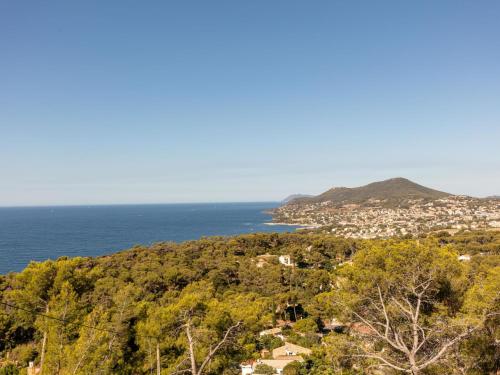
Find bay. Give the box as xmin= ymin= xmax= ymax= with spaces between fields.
xmin=0 ymin=202 xmax=297 ymax=274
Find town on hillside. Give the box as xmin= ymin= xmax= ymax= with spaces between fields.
xmin=272 ymin=179 xmax=500 ymax=238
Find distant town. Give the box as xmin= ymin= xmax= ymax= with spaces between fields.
xmin=272 ymin=179 xmax=500 ymax=238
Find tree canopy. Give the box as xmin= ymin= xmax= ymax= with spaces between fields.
xmin=0 ymin=230 xmax=498 ymax=374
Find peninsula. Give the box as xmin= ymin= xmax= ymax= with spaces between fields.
xmin=272 ymin=177 xmax=500 ymax=238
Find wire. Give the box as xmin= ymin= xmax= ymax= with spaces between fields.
xmin=0 ymin=300 xmax=157 ymax=340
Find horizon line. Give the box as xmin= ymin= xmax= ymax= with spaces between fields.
xmin=0 ymin=200 xmax=283 ymax=209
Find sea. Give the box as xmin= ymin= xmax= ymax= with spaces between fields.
xmin=0 ymin=202 xmax=299 ymax=274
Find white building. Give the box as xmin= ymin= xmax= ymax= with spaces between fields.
xmin=240 ymin=343 xmax=310 ymax=374
xmin=278 ymin=255 xmax=294 ymax=267
xmin=241 ymin=362 xmax=254 ymax=375
xmin=241 ymin=359 xmax=299 ymax=375
xmin=259 ymin=327 xmax=283 ymax=338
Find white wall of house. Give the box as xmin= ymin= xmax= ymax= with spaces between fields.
xmin=278 ymin=255 xmax=293 ymax=266
xmin=241 ymin=364 xmax=253 ymax=375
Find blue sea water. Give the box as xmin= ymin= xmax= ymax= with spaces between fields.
xmin=0 ymin=202 xmax=298 ymax=274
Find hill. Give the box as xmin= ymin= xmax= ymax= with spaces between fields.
xmin=0 ymin=230 xmax=498 ymax=374
xmin=290 ymin=177 xmax=451 ymax=207
xmin=282 ymin=194 xmax=313 ymax=203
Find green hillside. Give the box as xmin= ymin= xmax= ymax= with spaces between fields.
xmin=290 ymin=177 xmax=451 ymax=206
xmin=0 ymin=230 xmax=498 ymax=374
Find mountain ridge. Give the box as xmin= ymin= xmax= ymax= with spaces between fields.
xmin=282 ymin=194 xmax=313 ymax=203
xmin=288 ymin=177 xmax=451 ymax=207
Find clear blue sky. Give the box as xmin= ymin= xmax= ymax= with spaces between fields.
xmin=1 ymin=1 xmax=499 ymax=206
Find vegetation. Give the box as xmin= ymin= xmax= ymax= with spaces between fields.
xmin=254 ymin=364 xmax=274 ymax=374
xmin=0 ymin=230 xmax=498 ymax=374
xmin=288 ymin=177 xmax=450 ymax=206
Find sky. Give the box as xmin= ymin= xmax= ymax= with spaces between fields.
xmin=1 ymin=1 xmax=499 ymax=206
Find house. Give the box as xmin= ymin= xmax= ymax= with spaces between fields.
xmin=349 ymin=322 xmax=376 ymax=336
xmin=240 ymin=342 xmax=311 ymax=374
xmin=255 ymin=253 xmax=276 ymax=268
xmin=241 ymin=358 xmax=302 ymax=375
xmin=321 ymin=318 xmax=345 ymax=333
xmin=257 ymin=358 xmax=300 ymax=374
xmin=241 ymin=361 xmax=254 ymax=375
xmin=259 ymin=327 xmax=282 ymax=336
xmin=27 ymin=362 xmax=40 ymax=375
xmin=278 ymin=255 xmax=294 ymax=267
xmin=275 ymin=319 xmax=294 ymax=328
xmin=490 ymin=220 xmax=500 ymax=227
xmin=272 ymin=342 xmax=312 ymax=358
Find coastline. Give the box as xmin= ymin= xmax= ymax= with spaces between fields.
xmin=264 ymin=222 xmax=322 ymax=229
xmin=0 ymin=202 xmax=293 ymax=275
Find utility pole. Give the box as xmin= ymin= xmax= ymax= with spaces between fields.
xmin=156 ymin=341 xmax=161 ymax=375
xmin=39 ymin=305 xmax=49 ymax=375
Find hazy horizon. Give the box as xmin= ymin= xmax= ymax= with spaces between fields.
xmin=1 ymin=1 xmax=499 ymax=206
xmin=0 ymin=176 xmax=496 ymax=208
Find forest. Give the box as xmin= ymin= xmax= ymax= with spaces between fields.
xmin=0 ymin=230 xmax=498 ymax=374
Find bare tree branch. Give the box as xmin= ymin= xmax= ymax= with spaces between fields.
xmin=181 ymin=318 xmax=242 ymax=375
xmin=339 ymin=280 xmax=480 ymax=375
xmin=416 ymin=327 xmax=476 ymax=370
xmin=352 ymin=354 xmax=409 ymax=372
xmin=197 ymin=321 xmax=242 ymax=375
xmin=185 ymin=318 xmax=198 ymax=375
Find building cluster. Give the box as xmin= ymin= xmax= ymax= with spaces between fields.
xmin=239 ymin=319 xmax=375 ymax=374
xmin=240 ymin=341 xmax=312 ymax=375
xmin=241 ymin=323 xmax=313 ymax=375
xmin=272 ymin=196 xmax=500 ymax=238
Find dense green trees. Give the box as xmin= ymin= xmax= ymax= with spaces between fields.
xmin=253 ymin=363 xmax=274 ymax=375
xmin=0 ymin=230 xmax=498 ymax=374
xmin=332 ymin=241 xmax=471 ymax=373
xmin=282 ymin=360 xmax=303 ymax=375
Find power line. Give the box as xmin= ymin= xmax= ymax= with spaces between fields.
xmin=1 ymin=301 xmax=162 ymax=373
xmin=0 ymin=301 xmax=157 ymax=340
